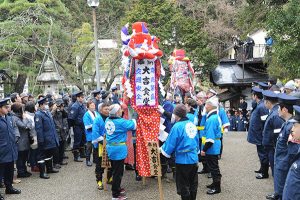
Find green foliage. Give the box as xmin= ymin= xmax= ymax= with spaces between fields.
xmin=0 ymin=0 xmax=73 ymax=93
xmin=236 ymin=3 xmax=268 ymax=37
xmin=121 ymin=0 xmax=217 ymax=78
xmin=266 ymin=0 xmax=300 ymax=79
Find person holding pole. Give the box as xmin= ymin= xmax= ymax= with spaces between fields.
xmin=161 ymin=104 xmax=199 ymax=200
xmin=105 ymin=104 xmax=136 ymax=200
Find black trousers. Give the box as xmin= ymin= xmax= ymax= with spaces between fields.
xmin=94 ymin=147 xmax=111 ymax=182
xmin=176 ymin=163 xmax=198 ymax=199
xmin=206 ymin=155 xmax=222 ymax=182
xmin=111 ymin=159 xmax=125 ymax=198
xmin=16 ymin=150 xmax=29 ymax=174
xmin=85 ymin=141 xmax=93 ymax=159
xmin=58 ymin=140 xmax=65 ymax=163
xmin=37 ymin=147 xmax=59 ymax=163
xmin=256 ymin=145 xmax=269 ymax=165
xmin=158 ymin=141 xmax=168 ymax=177
xmin=0 ymin=162 xmax=14 ymax=189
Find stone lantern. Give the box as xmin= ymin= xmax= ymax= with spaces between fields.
xmin=37 ymin=59 xmax=64 ymax=95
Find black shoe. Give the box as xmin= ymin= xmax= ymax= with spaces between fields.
xmin=198 ymin=169 xmax=209 ymax=174
xmin=63 ymin=156 xmax=69 ymax=159
xmin=125 ymin=164 xmax=135 ymax=170
xmin=254 ymin=169 xmax=262 ymax=173
xmin=5 ymin=187 xmax=21 ymax=194
xmin=17 ymin=173 xmax=31 ymax=178
xmin=206 ymin=183 xmax=214 ymax=189
xmin=59 ymin=161 xmax=68 ymax=165
xmin=40 ymin=173 xmax=50 ymax=179
xmin=0 ymin=193 xmax=4 ymax=200
xmin=266 ymin=193 xmax=280 ymax=200
xmin=136 ymin=175 xmax=142 ymax=181
xmin=47 ymin=168 xmax=59 ymax=173
xmin=74 ymin=157 xmax=83 ymax=162
xmin=53 ymin=164 xmax=61 ymax=169
xmin=256 ymin=173 xmax=269 ymax=179
xmin=207 ymin=188 xmax=221 ymax=195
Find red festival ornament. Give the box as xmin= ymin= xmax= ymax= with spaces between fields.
xmin=120 ymin=22 xmax=165 ymax=177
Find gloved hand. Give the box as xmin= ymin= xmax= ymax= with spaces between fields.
xmin=158 ymin=105 xmax=165 ymax=114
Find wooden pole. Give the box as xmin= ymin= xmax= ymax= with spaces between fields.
xmin=157 ymin=176 xmax=164 ymax=200
xmin=157 ymin=148 xmax=164 ymax=200
xmin=103 ymin=167 xmax=108 ymax=191
xmin=142 ymin=177 xmax=146 ymax=186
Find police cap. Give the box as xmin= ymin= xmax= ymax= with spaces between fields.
xmin=252 ymin=87 xmax=263 ymax=95
xmin=73 ymin=91 xmax=84 ymax=97
xmin=262 ymin=90 xmax=278 ymax=101
xmin=37 ymin=97 xmax=48 ymax=105
xmin=0 ymin=98 xmax=11 ymax=107
xmin=111 ymin=86 xmax=118 ymax=92
xmin=258 ymin=82 xmax=269 ymax=90
xmin=278 ymin=93 xmax=300 ymax=105
xmin=91 ymin=90 xmax=101 ymax=95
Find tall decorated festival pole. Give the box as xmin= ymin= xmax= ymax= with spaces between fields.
xmin=120 ymin=22 xmax=167 ymax=200
xmin=168 ymin=49 xmax=195 ymax=100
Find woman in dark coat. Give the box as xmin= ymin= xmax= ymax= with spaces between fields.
xmin=11 ymin=102 xmax=33 ymax=178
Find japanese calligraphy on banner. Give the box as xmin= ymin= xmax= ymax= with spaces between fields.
xmin=146 ymin=141 xmax=161 ymax=176
xmin=135 ymin=59 xmax=156 ymax=107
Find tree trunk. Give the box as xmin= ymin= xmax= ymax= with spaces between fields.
xmin=14 ymin=74 xmax=27 ymax=94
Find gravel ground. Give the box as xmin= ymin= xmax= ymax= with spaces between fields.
xmin=3 ymin=132 xmax=273 ymax=200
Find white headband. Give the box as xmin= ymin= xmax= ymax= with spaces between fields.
xmin=109 ymin=104 xmax=121 ymax=116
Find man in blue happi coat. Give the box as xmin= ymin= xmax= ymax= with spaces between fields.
xmin=161 ymin=104 xmax=199 ymax=200
xmin=200 ymin=97 xmax=222 ymax=195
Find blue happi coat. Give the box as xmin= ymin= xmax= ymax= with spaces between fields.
xmin=274 ymin=120 xmax=300 ymax=196
xmin=92 ymin=115 xmax=106 ymax=148
xmin=83 ymin=110 xmax=100 ymax=142
xmin=105 ymin=117 xmax=136 ymax=160
xmin=201 ymin=109 xmax=222 ymax=155
xmin=161 ymin=118 xmax=199 ymax=164
xmin=247 ymin=100 xmax=269 ymax=145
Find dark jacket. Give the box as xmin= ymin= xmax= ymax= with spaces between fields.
xmin=11 ymin=112 xmax=32 ymax=151
xmin=35 ymin=109 xmax=59 ymax=150
xmin=53 ymin=109 xmax=69 ymax=141
xmin=0 ymin=115 xmax=18 ymax=163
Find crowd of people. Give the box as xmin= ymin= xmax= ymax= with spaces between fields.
xmin=0 ymin=78 xmax=300 ymax=200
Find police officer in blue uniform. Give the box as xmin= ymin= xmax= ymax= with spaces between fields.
xmin=266 ymin=94 xmax=300 ymax=200
xmin=161 ymin=104 xmax=199 ymax=200
xmin=0 ymin=98 xmax=21 ymax=199
xmin=282 ymin=105 xmax=300 ymax=200
xmin=68 ymin=91 xmax=87 ymax=162
xmin=35 ymin=97 xmax=60 ymax=179
xmin=91 ymin=90 xmax=101 ymax=112
xmin=261 ymin=90 xmax=284 ymax=178
xmin=247 ymin=87 xmax=269 ymax=178
xmin=111 ymin=87 xmax=120 ymax=105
